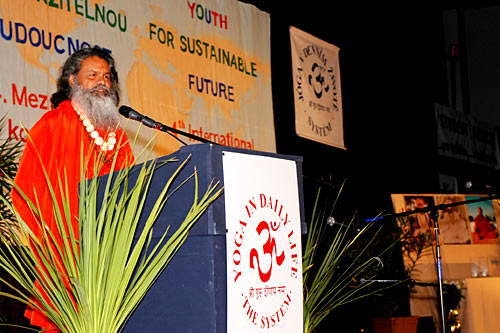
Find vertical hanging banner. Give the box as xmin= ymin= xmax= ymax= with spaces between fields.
xmin=435 ymin=103 xmax=470 ymax=160
xmin=0 ymin=0 xmax=275 ymax=160
xmin=223 ymin=151 xmax=303 ymax=332
xmin=290 ymin=26 xmax=345 ymax=149
xmin=469 ymin=116 xmax=498 ymax=168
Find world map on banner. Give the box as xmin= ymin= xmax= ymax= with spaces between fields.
xmin=0 ymin=0 xmax=275 ymax=159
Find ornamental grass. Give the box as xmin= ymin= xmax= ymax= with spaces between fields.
xmin=0 ymin=135 xmax=221 ymax=332
xmin=302 ymin=184 xmax=404 ymax=333
xmin=0 ymin=115 xmax=24 ymax=244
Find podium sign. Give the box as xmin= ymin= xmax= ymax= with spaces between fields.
xmin=223 ymin=152 xmax=303 ymax=332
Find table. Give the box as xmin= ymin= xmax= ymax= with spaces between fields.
xmin=462 ymin=277 xmax=500 ymax=333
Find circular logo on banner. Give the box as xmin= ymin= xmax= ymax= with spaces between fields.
xmin=294 ymin=44 xmax=340 ymax=138
xmin=229 ymin=193 xmax=300 ymax=329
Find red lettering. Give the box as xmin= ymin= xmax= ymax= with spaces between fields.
xmin=291 ymin=266 xmax=298 ymax=278
xmin=11 ymin=83 xmax=50 ymax=110
xmin=233 ymin=249 xmax=241 ymax=265
xmin=234 ymin=231 xmax=243 ymax=247
xmin=260 ymin=194 xmax=280 ymax=211
xmin=8 ymin=119 xmax=26 ymax=142
xmin=270 ymin=221 xmax=280 ymax=232
xmin=187 ymin=1 xmax=196 ymax=18
xmin=267 ymin=196 xmax=274 ymax=210
xmin=249 ymin=221 xmax=285 ymax=282
xmin=274 ymin=307 xmax=281 ymax=323
xmin=233 ymin=269 xmax=241 ymax=282
xmin=8 ymin=119 xmax=19 ymax=140
xmin=245 ymin=198 xmax=257 ymax=218
xmin=288 ymin=230 xmax=296 ymax=248
xmin=260 ymin=316 xmax=267 ymax=329
xmin=12 ymin=83 xmax=27 ymax=106
xmin=39 ymin=93 xmax=49 ymax=110
xmin=282 ymin=213 xmax=290 ymax=226
xmin=213 ymin=11 xmax=219 ymax=26
xmin=242 ymin=299 xmax=258 ymax=325
xmin=219 ymin=12 xmax=228 ymax=30
xmin=28 ymin=93 xmax=38 ymax=108
xmin=260 ymin=193 xmax=266 ymax=208
xmin=234 ymin=220 xmax=247 ymax=247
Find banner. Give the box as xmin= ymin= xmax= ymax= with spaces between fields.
xmin=223 ymin=151 xmax=303 ymax=332
xmin=435 ymin=103 xmax=499 ymax=168
xmin=435 ymin=103 xmax=470 ymax=160
xmin=289 ymin=26 xmax=344 ymax=149
xmin=0 ymin=0 xmax=275 ymax=160
xmin=469 ymin=116 xmax=498 ymax=167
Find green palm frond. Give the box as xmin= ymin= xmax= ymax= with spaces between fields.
xmin=0 ymin=138 xmax=222 ymax=332
xmin=302 ymin=185 xmax=403 ymax=333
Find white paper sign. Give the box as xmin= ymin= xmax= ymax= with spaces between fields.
xmin=223 ymin=151 xmax=303 ymax=332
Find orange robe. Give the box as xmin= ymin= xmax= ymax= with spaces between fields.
xmin=12 ymin=100 xmax=134 ymax=331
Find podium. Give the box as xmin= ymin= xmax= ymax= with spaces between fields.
xmin=103 ymin=144 xmax=305 ymax=332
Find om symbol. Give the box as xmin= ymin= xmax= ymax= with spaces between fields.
xmin=308 ymin=62 xmax=329 ymax=99
xmin=249 ymin=220 xmax=285 ymax=282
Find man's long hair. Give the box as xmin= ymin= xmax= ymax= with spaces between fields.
xmin=50 ymin=47 xmax=120 ymax=108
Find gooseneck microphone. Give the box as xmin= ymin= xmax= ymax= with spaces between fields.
xmin=118 ymin=105 xmax=218 ymax=145
xmin=119 ymin=105 xmax=160 ymax=129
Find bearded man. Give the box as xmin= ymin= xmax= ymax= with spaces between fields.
xmin=12 ymin=47 xmax=134 ymax=332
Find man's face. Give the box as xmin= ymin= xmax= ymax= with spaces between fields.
xmin=416 ymin=198 xmax=425 ymax=209
xmin=71 ymin=56 xmax=112 ymax=95
xmin=69 ymin=55 xmax=120 ymax=130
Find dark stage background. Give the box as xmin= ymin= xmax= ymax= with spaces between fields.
xmin=241 ymin=1 xmax=500 ymax=221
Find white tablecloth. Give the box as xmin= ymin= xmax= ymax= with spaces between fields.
xmin=462 ymin=277 xmax=500 ymax=333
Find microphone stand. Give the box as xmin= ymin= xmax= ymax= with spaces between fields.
xmin=153 ymin=122 xmax=219 ymax=146
xmin=361 ymin=278 xmax=443 ymax=288
xmin=119 ymin=105 xmax=219 ymax=146
xmin=366 ymin=193 xmax=500 ymax=333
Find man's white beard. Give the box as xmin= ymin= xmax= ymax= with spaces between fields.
xmin=71 ymin=82 xmax=120 ymax=131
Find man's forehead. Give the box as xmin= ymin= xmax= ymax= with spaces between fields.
xmin=79 ymin=56 xmax=111 ymax=71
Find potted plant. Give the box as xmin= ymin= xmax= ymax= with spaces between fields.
xmin=0 ymin=115 xmax=27 ymax=331
xmin=0 ymin=139 xmax=221 ymax=332
xmin=367 ymin=213 xmax=465 ymax=333
xmin=362 ymin=213 xmax=433 ymax=333
xmin=302 ymin=181 xmax=406 ymax=333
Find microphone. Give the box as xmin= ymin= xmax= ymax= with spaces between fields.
xmin=119 ymin=105 xmax=161 ymax=129
xmin=326 ymin=217 xmax=361 ymax=232
xmin=118 ymin=105 xmax=218 ymax=146
xmin=360 ymin=278 xmax=401 ymax=283
xmin=464 ymin=180 xmax=497 ymax=195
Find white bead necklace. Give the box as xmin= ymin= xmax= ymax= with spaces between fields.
xmin=73 ymin=105 xmax=117 ymax=152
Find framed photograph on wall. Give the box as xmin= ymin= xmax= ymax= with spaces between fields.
xmin=391 ymin=194 xmax=436 ymax=250
xmin=435 ymin=195 xmax=471 ymax=244
xmin=466 ymin=196 xmax=499 ymax=244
